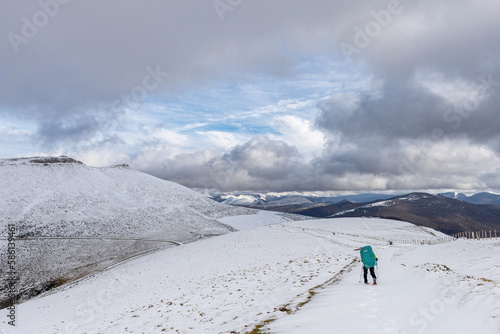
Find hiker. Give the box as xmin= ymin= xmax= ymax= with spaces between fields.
xmin=360 ymin=245 xmax=378 ymax=285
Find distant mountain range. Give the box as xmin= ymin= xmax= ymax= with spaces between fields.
xmin=440 ymin=192 xmax=500 ymax=206
xmin=209 ymin=192 xmax=397 ymax=211
xmin=210 ymin=191 xmax=500 ymax=208
xmin=209 ymin=191 xmax=500 ymax=235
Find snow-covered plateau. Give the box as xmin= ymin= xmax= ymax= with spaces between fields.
xmin=2 ymin=216 xmax=500 ymax=333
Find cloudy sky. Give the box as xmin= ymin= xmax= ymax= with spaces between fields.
xmin=1 ymin=0 xmax=500 ymax=193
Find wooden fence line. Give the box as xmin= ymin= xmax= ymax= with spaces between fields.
xmin=386 ymin=230 xmax=498 ymax=246
xmin=387 ymin=235 xmax=456 ymax=246
xmin=452 ymin=230 xmax=497 ymax=241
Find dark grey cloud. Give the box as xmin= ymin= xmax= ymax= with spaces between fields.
xmin=311 ymin=74 xmax=500 ymax=190
xmin=317 ymin=78 xmax=500 ymax=142
xmin=308 ymin=0 xmax=500 ymax=191
xmin=145 ymin=136 xmax=306 ymax=192
xmin=322 ymin=0 xmax=500 ymax=144
xmin=316 ymin=82 xmax=446 ymax=141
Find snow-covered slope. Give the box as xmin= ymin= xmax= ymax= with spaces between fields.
xmin=5 ymin=217 xmax=500 ymax=333
xmin=0 ymin=156 xmax=251 ymax=238
xmin=0 ymin=156 xmax=257 ymax=306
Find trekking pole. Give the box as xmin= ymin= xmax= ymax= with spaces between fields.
xmin=359 ymin=265 xmax=363 ymax=283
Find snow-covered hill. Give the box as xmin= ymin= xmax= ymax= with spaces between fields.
xmin=0 ymin=156 xmax=260 ymax=307
xmin=0 ymin=156 xmax=252 ymax=238
xmin=4 ymin=217 xmax=500 ymax=333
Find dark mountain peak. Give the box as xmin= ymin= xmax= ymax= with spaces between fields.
xmin=336 ymin=199 xmax=354 ymax=204
xmin=400 ymin=192 xmax=432 ymax=198
xmin=387 ymin=192 xmax=436 ymax=203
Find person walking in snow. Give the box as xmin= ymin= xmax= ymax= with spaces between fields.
xmin=360 ymin=245 xmax=378 ymax=285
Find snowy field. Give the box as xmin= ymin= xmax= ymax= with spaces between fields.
xmin=2 ymin=217 xmax=500 ymax=333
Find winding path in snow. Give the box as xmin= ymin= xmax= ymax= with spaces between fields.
xmin=0 ymin=236 xmax=183 ymax=245
xmin=267 ymin=242 xmax=500 ymax=334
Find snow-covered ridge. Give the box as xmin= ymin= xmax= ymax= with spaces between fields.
xmin=0 ymin=155 xmax=83 ymax=166
xmin=0 ymin=156 xmax=256 ymax=306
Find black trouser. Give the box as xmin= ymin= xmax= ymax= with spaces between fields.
xmin=363 ymin=266 xmax=376 ymax=283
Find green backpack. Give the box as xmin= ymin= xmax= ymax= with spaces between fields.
xmin=360 ymin=245 xmax=377 ymax=269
